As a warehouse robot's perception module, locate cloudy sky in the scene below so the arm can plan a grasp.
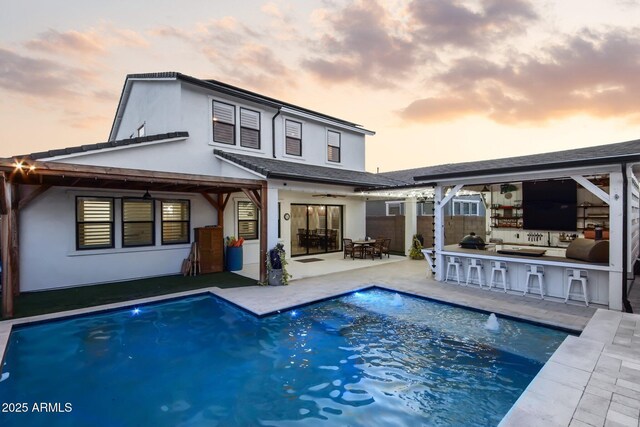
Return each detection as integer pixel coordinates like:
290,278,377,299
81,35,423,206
1,0,639,172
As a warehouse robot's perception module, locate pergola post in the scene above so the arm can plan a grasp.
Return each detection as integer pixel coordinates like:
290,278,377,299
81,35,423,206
609,171,624,311
260,181,268,284
10,183,19,296
434,185,445,281
1,174,14,318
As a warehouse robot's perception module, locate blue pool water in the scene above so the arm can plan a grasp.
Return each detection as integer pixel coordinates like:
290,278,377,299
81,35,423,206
0,289,568,426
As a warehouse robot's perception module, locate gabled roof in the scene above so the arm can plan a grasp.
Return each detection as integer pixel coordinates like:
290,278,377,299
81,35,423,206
214,150,405,189
16,132,189,161
381,138,640,184
109,72,375,140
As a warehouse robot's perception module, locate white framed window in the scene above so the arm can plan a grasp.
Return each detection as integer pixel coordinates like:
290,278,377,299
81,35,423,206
238,201,259,240
327,130,341,162
212,101,236,145
137,124,145,137
385,201,404,216
76,197,114,250
453,199,480,216
285,120,302,156
240,108,260,149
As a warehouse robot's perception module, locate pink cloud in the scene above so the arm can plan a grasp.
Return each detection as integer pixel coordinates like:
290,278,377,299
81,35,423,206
400,29,640,124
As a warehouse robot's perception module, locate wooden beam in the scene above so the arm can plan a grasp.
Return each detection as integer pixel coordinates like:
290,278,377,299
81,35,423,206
259,182,268,284
242,188,262,210
0,159,263,190
217,193,225,229
1,178,13,318
221,193,231,211
571,175,610,205
18,184,51,211
441,184,464,206
0,174,7,215
200,192,220,211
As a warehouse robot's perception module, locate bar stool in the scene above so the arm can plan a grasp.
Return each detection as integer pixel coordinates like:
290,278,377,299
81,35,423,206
466,258,485,288
489,261,508,292
523,264,545,299
445,256,463,285
565,269,589,306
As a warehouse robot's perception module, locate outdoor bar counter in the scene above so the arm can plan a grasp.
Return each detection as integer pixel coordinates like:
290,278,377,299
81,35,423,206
441,243,610,305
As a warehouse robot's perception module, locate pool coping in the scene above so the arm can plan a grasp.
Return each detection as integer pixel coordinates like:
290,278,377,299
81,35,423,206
0,282,597,426
499,309,640,427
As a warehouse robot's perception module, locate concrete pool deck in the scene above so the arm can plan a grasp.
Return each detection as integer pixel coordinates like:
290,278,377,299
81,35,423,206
1,259,635,427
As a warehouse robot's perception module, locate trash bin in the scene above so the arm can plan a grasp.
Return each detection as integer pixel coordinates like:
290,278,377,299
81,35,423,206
226,246,243,271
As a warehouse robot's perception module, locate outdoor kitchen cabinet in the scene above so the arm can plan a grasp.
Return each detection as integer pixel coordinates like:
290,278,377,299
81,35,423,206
195,226,224,273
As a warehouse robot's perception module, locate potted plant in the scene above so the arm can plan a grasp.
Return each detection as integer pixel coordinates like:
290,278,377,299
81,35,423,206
225,236,244,271
264,243,292,286
409,234,425,260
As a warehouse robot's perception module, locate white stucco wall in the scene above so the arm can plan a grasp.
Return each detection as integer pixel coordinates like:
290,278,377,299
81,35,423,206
114,80,182,140
20,186,218,291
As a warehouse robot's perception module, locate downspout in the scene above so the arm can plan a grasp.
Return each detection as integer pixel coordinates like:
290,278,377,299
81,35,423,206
622,162,634,313
272,108,281,159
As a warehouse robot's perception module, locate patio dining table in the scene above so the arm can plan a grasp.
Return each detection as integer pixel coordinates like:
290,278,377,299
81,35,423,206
352,239,377,259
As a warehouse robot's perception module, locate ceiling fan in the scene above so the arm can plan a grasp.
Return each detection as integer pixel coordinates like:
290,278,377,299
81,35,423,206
312,194,347,198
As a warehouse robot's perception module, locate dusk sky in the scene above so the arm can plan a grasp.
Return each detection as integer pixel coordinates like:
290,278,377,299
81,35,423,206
1,0,639,172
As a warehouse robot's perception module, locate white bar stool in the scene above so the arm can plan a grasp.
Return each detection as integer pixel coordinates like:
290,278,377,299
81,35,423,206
565,269,589,306
466,258,485,288
445,256,463,285
523,264,545,299
489,261,508,292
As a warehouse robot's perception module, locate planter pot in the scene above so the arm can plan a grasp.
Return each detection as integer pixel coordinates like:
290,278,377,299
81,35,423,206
226,246,243,271
268,269,284,286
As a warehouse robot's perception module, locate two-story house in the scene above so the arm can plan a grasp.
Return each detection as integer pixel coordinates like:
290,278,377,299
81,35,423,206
6,72,400,293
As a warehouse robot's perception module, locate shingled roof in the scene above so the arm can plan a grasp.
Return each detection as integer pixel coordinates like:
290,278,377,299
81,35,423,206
214,150,405,188
17,132,189,161
381,138,640,184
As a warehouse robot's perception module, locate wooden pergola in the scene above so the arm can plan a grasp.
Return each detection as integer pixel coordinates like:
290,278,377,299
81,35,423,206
0,158,269,318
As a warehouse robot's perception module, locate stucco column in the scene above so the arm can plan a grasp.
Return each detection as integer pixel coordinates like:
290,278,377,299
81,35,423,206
267,186,279,250
404,197,417,256
609,171,624,311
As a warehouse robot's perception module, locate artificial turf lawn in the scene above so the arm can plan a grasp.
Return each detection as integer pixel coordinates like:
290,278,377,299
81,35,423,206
7,272,257,319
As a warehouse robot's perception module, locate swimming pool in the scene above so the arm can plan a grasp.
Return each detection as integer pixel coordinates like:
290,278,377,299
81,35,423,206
0,289,568,426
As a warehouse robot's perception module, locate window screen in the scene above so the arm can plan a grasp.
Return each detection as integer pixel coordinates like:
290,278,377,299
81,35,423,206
162,200,190,244
285,120,302,156
240,108,260,149
327,130,341,162
238,201,258,240
77,197,114,250
213,101,235,145
122,199,154,247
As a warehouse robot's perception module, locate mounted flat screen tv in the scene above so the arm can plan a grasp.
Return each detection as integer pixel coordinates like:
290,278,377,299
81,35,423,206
523,180,577,231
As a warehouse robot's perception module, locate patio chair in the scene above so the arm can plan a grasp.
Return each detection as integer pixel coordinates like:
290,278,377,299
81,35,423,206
343,238,357,259
364,240,384,260
381,238,391,258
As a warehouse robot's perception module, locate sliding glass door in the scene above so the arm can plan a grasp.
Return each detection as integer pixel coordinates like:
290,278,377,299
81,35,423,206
291,204,343,256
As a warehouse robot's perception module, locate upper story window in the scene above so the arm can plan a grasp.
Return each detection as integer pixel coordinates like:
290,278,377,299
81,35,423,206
212,101,235,145
240,108,260,149
76,197,114,250
453,199,480,216
161,200,190,244
137,124,145,138
327,130,341,163
122,199,154,247
285,120,302,156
